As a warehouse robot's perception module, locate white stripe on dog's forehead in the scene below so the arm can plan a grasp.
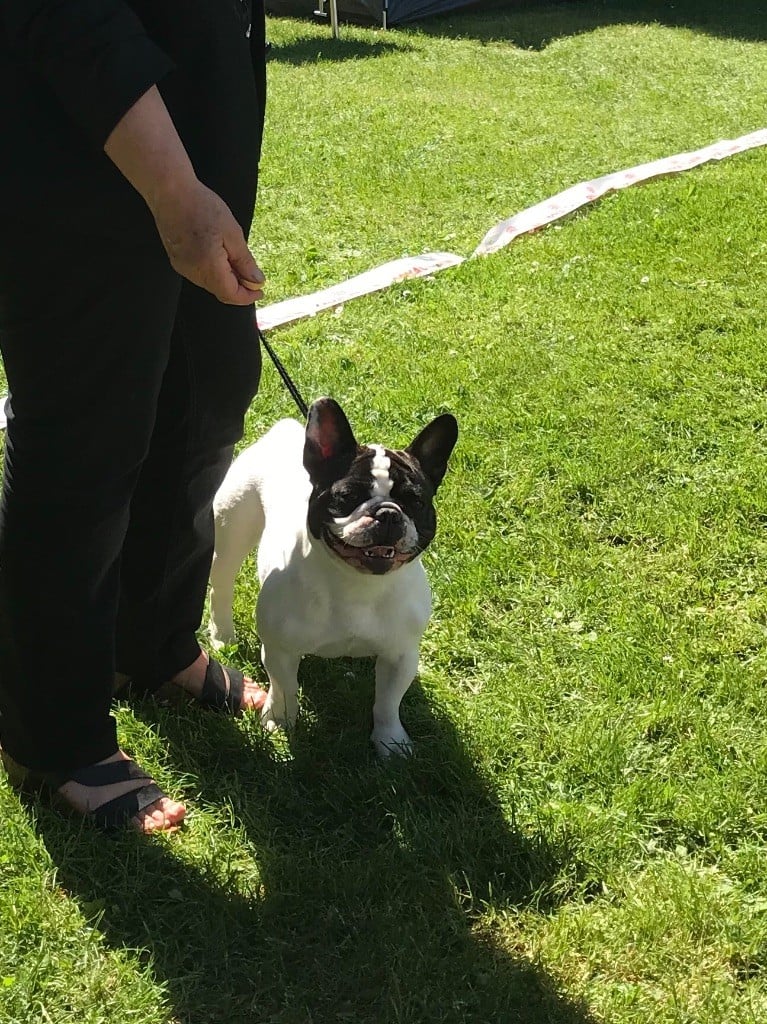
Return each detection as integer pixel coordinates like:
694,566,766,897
368,444,393,498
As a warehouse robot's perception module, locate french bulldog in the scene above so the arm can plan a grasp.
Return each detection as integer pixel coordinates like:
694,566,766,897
209,397,458,755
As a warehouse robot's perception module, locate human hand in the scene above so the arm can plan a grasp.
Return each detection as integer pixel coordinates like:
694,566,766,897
104,86,265,305
150,178,265,304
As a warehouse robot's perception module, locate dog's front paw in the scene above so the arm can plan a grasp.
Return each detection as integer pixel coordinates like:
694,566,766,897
260,706,284,734
260,692,298,734
208,621,235,652
371,722,413,758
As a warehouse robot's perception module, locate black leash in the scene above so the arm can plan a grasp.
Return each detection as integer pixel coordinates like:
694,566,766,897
255,315,309,420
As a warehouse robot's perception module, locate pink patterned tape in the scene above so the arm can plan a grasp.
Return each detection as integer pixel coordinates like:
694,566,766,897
0,130,764,430
256,251,465,331
473,128,767,256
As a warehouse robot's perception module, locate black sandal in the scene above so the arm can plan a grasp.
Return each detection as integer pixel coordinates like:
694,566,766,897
116,657,264,715
2,752,172,831
197,657,248,714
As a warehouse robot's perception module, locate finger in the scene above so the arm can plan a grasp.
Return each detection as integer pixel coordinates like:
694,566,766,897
222,263,265,304
229,245,264,284
235,266,266,293
205,246,263,305
237,278,264,302
229,282,265,305
225,226,265,290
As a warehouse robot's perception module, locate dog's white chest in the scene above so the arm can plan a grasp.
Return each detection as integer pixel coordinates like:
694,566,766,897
311,631,381,659
258,551,430,660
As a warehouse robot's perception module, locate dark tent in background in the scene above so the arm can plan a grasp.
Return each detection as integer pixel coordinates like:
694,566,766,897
265,0,480,28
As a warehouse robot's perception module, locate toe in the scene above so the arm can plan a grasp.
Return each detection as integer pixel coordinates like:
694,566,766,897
242,678,268,712
134,796,186,833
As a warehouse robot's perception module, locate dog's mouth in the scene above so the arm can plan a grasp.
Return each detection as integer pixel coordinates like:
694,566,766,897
323,530,414,575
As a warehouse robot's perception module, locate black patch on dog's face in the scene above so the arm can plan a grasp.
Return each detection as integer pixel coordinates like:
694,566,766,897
385,449,438,548
306,444,374,540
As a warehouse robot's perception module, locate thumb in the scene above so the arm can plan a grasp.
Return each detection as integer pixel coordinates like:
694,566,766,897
226,231,265,290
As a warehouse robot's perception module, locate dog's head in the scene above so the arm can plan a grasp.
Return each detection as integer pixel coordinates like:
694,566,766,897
303,398,458,575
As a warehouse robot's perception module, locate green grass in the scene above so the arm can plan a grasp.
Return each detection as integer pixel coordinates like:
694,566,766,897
4,2,767,1021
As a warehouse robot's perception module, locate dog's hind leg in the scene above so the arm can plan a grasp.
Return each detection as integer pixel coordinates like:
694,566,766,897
209,488,266,648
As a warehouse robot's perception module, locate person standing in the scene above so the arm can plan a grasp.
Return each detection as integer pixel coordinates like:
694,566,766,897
0,0,269,831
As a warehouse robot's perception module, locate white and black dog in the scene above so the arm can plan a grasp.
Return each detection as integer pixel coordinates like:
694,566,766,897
209,397,458,755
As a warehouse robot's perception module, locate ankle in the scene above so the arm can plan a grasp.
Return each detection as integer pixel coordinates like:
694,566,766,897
170,650,209,696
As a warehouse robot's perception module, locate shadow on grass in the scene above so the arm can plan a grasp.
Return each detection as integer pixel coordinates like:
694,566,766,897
325,0,767,48
30,665,596,1023
580,0,767,45
268,31,410,64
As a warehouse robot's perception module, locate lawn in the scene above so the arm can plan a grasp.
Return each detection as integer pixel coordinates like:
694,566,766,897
3,2,767,1022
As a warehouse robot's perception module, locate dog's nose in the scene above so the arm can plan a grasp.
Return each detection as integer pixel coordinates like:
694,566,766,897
374,505,404,543
376,505,402,522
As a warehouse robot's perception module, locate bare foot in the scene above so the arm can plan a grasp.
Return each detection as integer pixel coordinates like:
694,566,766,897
170,650,267,712
57,750,186,833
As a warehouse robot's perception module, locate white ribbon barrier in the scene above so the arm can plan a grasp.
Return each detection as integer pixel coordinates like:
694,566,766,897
255,128,767,332
1,128,765,430
257,251,465,331
473,128,767,256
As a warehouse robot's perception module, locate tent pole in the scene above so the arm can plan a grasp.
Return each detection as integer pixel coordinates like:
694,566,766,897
382,0,388,29
313,0,339,39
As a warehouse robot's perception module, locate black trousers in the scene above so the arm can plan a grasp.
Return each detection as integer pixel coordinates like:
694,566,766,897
0,0,267,774
0,209,261,773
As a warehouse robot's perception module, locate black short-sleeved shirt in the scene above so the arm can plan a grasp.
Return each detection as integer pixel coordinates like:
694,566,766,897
0,0,266,228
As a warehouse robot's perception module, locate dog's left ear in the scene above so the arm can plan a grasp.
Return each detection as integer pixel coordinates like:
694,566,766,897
406,413,459,491
304,397,358,486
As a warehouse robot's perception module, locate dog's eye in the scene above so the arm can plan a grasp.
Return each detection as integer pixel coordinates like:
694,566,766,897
329,498,355,516
329,483,366,516
397,488,425,511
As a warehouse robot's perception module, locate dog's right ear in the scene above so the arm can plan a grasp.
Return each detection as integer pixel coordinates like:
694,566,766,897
304,397,358,486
